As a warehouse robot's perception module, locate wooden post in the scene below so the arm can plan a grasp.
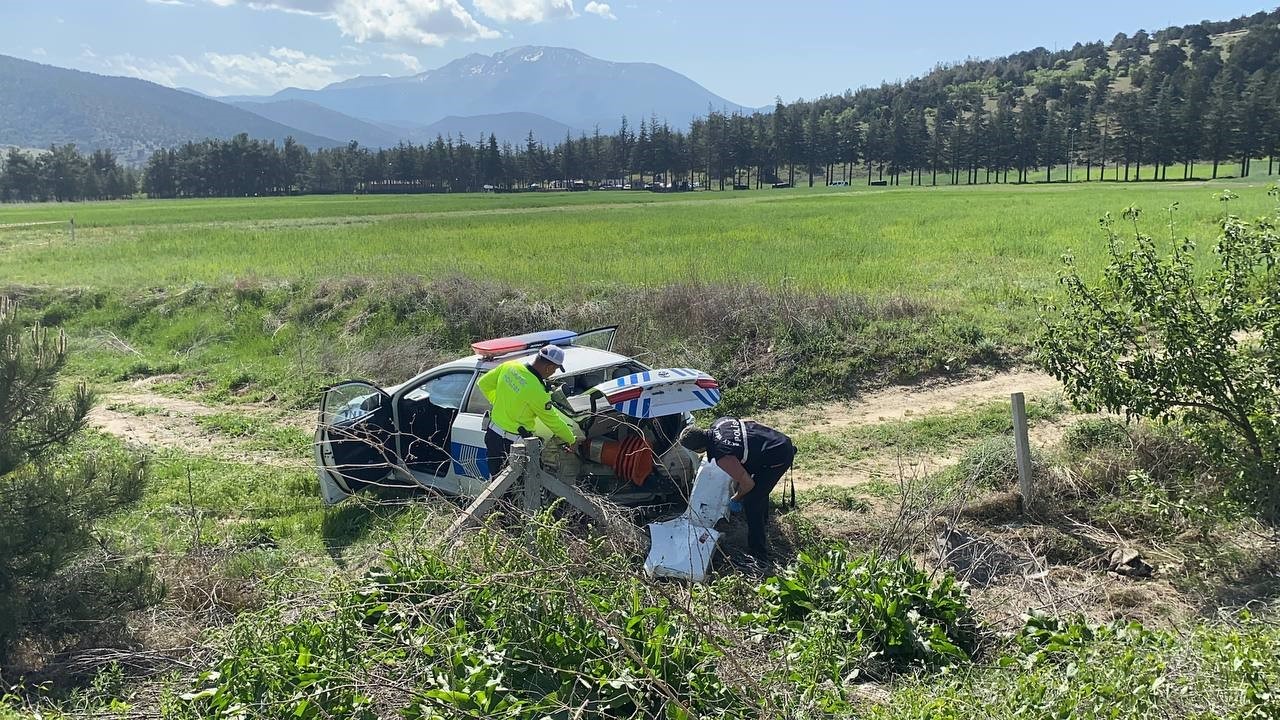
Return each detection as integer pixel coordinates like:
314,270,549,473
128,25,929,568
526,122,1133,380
69,217,75,243
1011,392,1034,510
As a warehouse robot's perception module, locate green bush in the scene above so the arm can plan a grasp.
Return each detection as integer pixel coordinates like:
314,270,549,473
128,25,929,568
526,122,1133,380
0,299,156,667
1039,195,1280,516
171,517,751,720
742,547,977,689
941,436,1044,492
1062,417,1131,452
870,612,1280,720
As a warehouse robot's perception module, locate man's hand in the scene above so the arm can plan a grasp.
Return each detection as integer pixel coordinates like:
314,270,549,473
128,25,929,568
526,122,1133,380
731,473,755,502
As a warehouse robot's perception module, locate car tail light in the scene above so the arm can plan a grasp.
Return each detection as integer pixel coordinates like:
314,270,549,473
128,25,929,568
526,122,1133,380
608,387,644,404
695,378,719,390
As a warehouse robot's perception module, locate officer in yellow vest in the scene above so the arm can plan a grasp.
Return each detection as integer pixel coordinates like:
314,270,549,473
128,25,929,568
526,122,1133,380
476,344,582,477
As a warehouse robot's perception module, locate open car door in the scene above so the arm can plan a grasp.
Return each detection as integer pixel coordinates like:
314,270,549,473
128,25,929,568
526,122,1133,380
588,368,721,418
573,326,618,352
315,381,398,504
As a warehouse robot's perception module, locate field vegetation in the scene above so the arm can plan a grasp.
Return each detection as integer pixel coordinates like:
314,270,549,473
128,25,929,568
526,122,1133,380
1,180,1278,718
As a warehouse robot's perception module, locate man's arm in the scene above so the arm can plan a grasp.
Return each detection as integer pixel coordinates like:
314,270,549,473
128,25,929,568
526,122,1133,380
716,455,755,500
528,388,580,445
477,366,499,403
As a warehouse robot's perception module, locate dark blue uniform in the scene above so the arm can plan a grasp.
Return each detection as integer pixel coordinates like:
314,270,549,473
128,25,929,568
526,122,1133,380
706,417,795,560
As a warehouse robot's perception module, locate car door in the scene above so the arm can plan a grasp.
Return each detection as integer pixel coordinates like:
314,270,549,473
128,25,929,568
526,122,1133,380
574,326,618,352
393,369,476,480
450,366,495,495
315,381,398,503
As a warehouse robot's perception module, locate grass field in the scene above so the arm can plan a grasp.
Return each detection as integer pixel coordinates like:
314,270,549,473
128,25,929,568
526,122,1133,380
3,180,1275,301
5,178,1280,719
3,178,1275,411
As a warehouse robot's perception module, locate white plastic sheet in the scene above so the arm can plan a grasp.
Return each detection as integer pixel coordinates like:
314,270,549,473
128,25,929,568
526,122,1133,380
643,518,721,583
643,460,734,583
686,459,733,528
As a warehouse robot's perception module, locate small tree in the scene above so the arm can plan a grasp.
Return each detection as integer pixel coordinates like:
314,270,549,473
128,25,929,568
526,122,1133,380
1038,188,1280,513
0,299,155,667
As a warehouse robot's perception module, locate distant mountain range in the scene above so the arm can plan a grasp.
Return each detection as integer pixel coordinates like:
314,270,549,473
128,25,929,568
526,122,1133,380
0,54,338,163
0,47,750,162
225,46,753,132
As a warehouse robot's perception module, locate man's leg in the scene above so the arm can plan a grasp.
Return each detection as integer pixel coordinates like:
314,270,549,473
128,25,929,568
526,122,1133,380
741,446,795,561
742,471,783,560
484,429,512,479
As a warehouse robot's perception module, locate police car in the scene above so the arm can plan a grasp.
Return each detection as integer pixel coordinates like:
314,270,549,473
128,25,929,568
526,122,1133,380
314,327,723,506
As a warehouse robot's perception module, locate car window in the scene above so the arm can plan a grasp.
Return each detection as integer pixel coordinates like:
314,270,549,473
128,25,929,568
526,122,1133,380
404,371,474,410
464,381,492,414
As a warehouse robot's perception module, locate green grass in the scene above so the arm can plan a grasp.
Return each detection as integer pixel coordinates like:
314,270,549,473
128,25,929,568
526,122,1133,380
193,412,312,454
3,182,1274,304
792,393,1067,476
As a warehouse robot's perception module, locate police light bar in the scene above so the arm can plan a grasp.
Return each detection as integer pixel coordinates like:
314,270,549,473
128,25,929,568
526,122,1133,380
471,329,577,359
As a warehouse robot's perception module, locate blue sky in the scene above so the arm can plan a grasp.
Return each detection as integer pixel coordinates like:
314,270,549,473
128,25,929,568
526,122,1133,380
2,1,1274,105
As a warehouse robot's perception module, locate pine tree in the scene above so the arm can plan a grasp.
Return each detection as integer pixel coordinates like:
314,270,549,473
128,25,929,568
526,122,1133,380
0,300,155,664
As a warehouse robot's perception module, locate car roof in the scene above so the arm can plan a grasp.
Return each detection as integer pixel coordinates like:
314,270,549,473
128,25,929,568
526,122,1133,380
383,345,641,396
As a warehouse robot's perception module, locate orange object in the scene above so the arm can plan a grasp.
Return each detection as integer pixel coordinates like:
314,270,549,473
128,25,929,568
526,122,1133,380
580,436,654,485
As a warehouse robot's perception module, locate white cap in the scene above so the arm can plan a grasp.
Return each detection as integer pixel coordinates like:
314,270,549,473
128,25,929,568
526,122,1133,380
537,344,566,369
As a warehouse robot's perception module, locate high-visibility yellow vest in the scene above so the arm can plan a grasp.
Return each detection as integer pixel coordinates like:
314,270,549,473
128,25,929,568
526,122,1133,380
476,360,578,444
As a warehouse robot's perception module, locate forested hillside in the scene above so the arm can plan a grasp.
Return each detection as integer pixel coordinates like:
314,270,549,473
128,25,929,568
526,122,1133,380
0,55,338,165
2,9,1277,200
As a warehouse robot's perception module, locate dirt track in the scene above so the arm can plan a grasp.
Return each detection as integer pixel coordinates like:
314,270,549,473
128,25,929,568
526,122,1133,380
89,385,312,469
89,370,1066,487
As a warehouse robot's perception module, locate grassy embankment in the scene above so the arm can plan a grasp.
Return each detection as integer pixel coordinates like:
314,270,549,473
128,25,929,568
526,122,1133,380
2,180,1278,718
1,179,1272,412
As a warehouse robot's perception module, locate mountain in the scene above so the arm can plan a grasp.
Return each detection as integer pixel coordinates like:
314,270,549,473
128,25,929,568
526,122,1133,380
236,46,751,132
230,99,402,148
413,112,579,146
0,54,339,164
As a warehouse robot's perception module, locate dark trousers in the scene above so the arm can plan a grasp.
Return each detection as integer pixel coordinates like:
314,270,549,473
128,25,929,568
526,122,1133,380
485,428,513,479
742,444,796,560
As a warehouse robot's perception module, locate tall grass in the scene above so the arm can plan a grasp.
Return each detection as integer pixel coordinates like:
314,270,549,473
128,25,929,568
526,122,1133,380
2,183,1273,322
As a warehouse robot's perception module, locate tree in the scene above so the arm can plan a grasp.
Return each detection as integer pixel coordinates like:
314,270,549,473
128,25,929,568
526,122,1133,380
1039,190,1280,515
1203,69,1240,178
0,300,156,664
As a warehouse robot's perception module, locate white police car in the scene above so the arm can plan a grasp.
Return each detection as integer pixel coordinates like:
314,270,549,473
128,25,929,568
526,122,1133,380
315,327,723,507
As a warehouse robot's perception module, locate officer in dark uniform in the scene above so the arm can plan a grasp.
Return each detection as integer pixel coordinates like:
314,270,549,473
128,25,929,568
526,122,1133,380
679,418,796,561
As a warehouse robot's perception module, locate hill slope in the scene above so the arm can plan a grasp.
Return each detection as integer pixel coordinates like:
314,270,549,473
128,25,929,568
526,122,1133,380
238,46,751,131
230,99,402,148
0,55,338,163
412,112,579,145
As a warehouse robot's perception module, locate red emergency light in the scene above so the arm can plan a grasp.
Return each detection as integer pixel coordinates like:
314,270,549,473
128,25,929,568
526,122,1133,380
471,329,577,359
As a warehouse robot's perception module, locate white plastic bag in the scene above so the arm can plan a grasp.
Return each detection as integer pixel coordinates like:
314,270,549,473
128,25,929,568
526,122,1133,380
686,459,733,528
643,517,721,583
643,459,734,582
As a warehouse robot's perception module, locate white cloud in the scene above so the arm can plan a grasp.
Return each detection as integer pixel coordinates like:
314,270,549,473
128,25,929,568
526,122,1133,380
583,0,613,19
31,47,47,56
93,46,359,95
473,0,574,23
145,0,189,6
381,52,423,73
205,0,498,45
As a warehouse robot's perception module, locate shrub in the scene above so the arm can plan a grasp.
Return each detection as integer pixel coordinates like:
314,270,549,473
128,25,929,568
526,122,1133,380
1062,418,1131,452
0,299,156,667
742,547,977,687
1039,192,1280,516
943,436,1045,492
171,516,751,720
